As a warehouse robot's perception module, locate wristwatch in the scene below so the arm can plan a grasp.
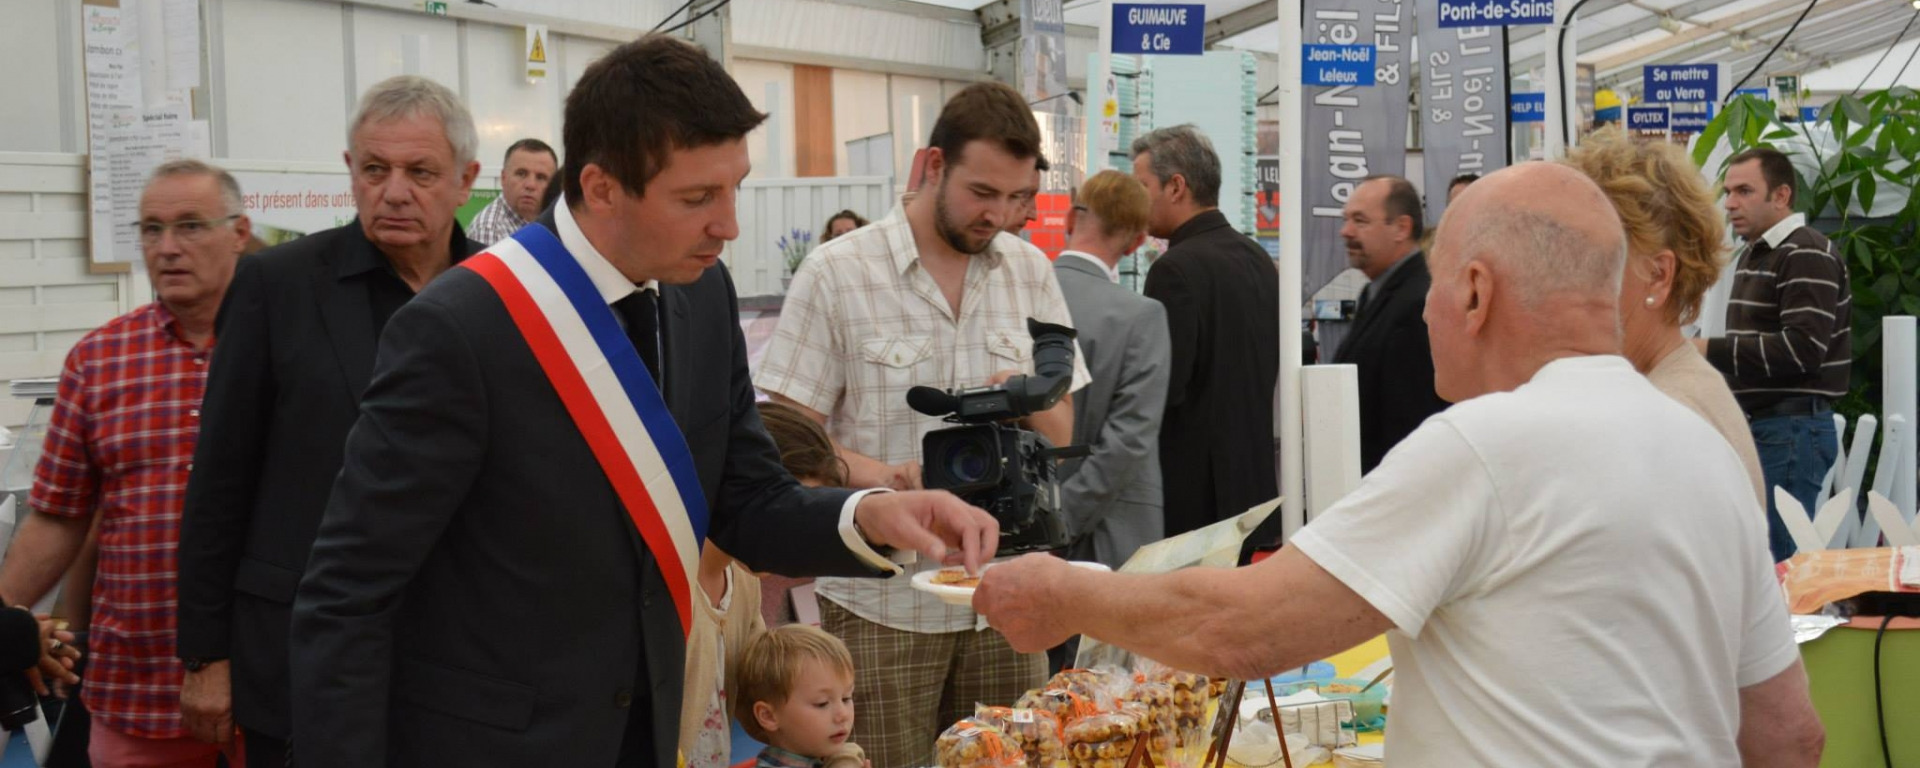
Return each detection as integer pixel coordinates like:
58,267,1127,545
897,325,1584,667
182,657,225,672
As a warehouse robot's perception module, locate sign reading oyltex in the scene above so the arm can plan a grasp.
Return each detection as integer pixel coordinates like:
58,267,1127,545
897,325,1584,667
1643,64,1718,104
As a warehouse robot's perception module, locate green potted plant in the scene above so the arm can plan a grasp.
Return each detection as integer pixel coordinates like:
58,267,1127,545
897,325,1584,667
1692,88,1920,419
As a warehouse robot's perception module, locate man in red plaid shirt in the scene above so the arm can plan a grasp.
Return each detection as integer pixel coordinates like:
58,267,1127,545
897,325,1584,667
0,160,249,768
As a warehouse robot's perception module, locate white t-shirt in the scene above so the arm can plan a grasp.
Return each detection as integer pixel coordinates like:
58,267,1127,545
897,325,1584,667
1292,355,1797,767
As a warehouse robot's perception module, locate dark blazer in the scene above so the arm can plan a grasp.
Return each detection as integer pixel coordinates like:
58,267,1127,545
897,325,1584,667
1143,210,1280,537
1332,251,1448,473
175,221,481,738
288,216,883,767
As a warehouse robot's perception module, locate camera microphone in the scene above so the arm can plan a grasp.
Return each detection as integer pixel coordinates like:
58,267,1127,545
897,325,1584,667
906,386,960,418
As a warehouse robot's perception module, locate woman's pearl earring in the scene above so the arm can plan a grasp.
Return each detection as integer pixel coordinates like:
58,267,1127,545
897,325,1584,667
1644,295,1657,308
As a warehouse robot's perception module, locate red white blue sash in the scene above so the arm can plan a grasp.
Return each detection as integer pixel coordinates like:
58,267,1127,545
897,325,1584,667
462,224,710,636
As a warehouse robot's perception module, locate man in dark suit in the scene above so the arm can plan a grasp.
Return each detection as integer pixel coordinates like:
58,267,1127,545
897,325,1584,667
174,75,484,766
1132,125,1280,537
1332,175,1448,473
288,36,995,767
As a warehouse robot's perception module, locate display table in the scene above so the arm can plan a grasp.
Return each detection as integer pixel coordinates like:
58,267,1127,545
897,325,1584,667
1801,616,1920,767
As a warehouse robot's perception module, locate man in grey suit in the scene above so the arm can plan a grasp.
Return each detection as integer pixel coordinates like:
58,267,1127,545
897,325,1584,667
1054,170,1171,569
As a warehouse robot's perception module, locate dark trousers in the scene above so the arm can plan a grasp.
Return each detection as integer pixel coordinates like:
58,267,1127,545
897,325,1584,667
244,727,290,768
1752,411,1838,561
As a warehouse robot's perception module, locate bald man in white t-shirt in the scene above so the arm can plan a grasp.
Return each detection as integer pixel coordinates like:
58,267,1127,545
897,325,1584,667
975,162,1824,767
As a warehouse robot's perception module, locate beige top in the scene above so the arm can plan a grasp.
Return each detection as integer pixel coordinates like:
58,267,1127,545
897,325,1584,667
1647,343,1768,507
679,563,766,768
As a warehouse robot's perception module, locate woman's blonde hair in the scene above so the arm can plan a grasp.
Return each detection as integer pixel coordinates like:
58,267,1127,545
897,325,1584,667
1561,126,1727,325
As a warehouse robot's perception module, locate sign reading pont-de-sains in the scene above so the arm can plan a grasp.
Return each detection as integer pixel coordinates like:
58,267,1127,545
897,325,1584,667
1436,0,1554,28
1112,4,1205,55
1643,64,1719,104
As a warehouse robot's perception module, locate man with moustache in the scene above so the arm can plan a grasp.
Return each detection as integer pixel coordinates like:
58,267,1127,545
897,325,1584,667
758,82,1089,767
175,75,484,766
1333,175,1447,473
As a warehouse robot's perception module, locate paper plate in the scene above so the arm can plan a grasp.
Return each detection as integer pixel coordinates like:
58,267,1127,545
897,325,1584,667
909,561,1112,606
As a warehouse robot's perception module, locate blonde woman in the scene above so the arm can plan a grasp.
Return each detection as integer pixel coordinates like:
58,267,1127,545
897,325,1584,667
1563,127,1765,505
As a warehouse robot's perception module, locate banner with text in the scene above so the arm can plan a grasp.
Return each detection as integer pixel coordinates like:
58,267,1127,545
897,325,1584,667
1643,63,1718,104
1022,0,1069,108
1420,19,1508,227
1509,91,1544,122
1627,106,1669,132
1303,0,1411,301
1303,44,1376,86
1112,4,1205,55
1436,0,1553,27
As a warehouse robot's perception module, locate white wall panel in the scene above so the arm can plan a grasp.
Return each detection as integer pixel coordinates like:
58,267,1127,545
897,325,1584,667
464,22,561,168
724,176,895,298
733,59,798,180
351,4,461,97
831,69,890,176
0,154,129,428
891,75,943,188
223,0,350,163
732,0,985,74
562,34,614,94
0,0,73,154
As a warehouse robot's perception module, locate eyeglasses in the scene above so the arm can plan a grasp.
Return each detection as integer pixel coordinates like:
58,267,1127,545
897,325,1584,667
135,216,239,245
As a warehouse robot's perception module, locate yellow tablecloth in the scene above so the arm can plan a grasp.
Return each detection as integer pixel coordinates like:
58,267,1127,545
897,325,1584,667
1321,636,1389,749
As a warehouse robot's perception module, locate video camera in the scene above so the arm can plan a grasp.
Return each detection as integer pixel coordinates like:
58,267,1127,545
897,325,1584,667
907,318,1085,556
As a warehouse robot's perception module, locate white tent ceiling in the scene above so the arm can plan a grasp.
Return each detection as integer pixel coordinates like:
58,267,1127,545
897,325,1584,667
908,0,1920,99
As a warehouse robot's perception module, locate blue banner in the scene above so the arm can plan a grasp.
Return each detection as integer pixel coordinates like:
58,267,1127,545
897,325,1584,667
1671,110,1710,132
1643,64,1718,104
1734,87,1770,101
1436,0,1554,28
1112,4,1205,54
1628,106,1670,131
1302,44,1376,86
1510,92,1545,122
1801,106,1823,122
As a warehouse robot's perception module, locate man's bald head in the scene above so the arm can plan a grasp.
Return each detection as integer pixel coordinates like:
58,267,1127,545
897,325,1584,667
1434,162,1628,308
1424,162,1630,403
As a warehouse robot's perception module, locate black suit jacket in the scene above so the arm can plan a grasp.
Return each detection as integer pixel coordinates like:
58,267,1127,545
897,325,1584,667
1143,210,1280,537
288,217,883,767
175,221,481,737
1331,252,1448,473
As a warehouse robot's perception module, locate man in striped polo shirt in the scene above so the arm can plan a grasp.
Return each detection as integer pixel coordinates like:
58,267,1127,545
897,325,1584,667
1697,147,1851,562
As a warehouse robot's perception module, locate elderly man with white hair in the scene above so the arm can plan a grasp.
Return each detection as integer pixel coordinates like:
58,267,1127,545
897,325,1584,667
976,162,1824,767
176,75,483,765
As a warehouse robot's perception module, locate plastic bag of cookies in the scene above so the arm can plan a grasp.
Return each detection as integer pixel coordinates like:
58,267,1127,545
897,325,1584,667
936,718,1028,768
1064,711,1142,768
1015,687,1100,727
973,705,1066,768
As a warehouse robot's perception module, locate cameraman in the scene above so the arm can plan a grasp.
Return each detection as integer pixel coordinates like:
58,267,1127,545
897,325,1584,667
758,82,1089,768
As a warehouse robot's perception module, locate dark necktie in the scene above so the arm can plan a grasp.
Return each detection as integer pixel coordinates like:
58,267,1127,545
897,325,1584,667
613,290,662,389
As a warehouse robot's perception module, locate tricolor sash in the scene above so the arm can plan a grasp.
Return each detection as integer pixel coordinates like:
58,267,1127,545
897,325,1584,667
462,224,710,637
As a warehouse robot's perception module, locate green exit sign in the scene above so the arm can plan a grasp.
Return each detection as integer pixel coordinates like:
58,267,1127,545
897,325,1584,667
425,1,448,15
1773,75,1799,94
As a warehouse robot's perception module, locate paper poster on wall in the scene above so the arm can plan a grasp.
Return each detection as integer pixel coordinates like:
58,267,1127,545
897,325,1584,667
1302,0,1411,302
525,25,548,81
228,171,356,248
1419,17,1507,227
84,0,205,268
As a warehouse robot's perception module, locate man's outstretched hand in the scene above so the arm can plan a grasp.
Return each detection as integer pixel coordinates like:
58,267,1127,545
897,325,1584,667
852,490,999,574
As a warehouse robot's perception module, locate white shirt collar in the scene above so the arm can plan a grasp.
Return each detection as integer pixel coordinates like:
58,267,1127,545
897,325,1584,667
554,194,660,304
1059,249,1120,283
1756,212,1808,250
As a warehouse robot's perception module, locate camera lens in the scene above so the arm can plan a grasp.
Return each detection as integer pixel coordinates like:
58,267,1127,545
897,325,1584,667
942,438,994,485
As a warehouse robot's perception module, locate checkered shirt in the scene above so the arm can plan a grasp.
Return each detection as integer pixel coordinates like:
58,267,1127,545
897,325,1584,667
468,194,531,247
755,205,1089,634
30,302,212,739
